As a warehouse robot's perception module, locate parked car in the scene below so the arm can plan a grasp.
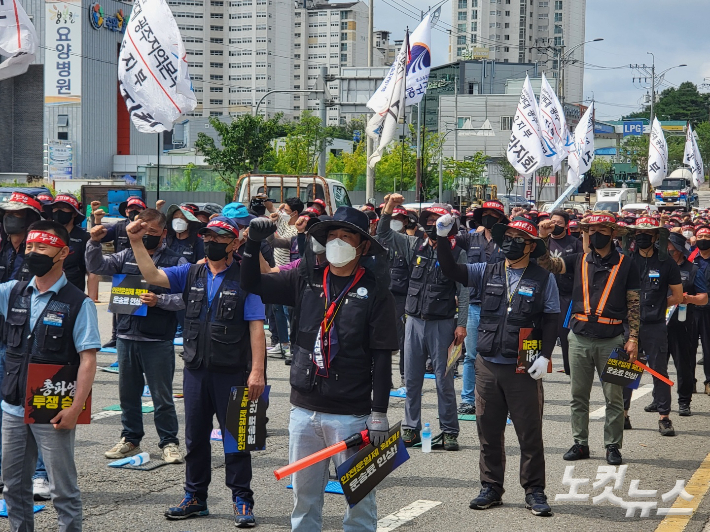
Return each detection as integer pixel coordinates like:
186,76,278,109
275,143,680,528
498,194,535,213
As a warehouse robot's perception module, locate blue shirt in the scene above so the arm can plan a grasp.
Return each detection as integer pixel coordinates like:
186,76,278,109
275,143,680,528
466,262,560,364
0,274,101,417
164,262,265,321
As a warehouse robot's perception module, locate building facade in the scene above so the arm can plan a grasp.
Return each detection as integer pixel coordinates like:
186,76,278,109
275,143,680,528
448,0,585,104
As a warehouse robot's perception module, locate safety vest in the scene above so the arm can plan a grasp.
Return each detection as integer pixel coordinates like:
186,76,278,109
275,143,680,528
573,253,625,326
464,231,505,304
2,281,86,406
388,249,409,296
113,219,130,253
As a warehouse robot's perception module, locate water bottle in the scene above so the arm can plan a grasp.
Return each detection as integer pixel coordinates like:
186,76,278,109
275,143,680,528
129,452,151,466
678,304,687,322
421,423,432,453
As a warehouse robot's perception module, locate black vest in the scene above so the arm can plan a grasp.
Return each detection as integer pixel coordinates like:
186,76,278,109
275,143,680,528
168,234,199,264
388,249,409,295
1,281,86,405
289,265,379,415
477,261,549,358
547,234,582,297
405,238,463,320
464,231,505,304
0,240,31,284
673,260,698,323
113,219,130,253
182,262,251,373
115,248,183,340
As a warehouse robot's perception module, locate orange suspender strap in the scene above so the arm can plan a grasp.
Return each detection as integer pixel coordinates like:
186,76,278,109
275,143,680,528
577,253,625,324
581,254,591,316
595,254,624,317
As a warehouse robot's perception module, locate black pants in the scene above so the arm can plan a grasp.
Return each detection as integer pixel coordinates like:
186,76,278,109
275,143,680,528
394,293,406,377
474,356,545,496
693,309,710,384
558,295,573,375
183,366,253,505
625,323,670,414
668,316,695,406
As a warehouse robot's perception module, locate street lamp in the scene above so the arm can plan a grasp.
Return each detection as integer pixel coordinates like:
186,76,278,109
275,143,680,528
645,52,686,123
557,38,604,103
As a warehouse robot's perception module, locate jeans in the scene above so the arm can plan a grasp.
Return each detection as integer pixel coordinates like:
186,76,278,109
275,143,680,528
273,305,290,345
0,343,4,468
288,407,377,532
117,339,179,448
183,366,253,504
2,411,82,532
461,304,481,405
32,454,48,481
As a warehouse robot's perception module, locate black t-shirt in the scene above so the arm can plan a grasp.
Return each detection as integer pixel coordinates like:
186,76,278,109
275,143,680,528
631,250,682,323
548,234,584,297
64,225,89,291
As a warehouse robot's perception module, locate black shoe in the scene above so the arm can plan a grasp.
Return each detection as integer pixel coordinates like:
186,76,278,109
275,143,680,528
624,416,632,430
605,444,622,465
469,485,503,510
284,357,292,366
525,489,552,517
644,401,658,413
443,433,459,451
165,492,209,520
563,443,590,461
678,403,691,417
102,339,117,349
659,418,676,436
402,429,420,447
457,402,476,415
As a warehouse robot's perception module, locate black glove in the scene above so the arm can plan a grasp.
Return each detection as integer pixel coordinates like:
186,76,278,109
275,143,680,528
248,218,277,241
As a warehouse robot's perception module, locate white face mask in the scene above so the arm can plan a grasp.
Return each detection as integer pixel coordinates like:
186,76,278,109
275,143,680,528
311,237,326,254
683,231,694,239
390,220,404,232
325,238,357,267
279,210,292,222
172,218,188,233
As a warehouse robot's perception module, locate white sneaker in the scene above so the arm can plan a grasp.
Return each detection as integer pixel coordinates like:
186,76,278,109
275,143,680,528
267,344,283,354
161,443,184,464
33,478,50,501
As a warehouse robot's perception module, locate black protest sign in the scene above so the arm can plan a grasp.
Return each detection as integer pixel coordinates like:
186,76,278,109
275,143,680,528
108,274,148,316
601,349,644,388
336,422,409,507
225,386,270,453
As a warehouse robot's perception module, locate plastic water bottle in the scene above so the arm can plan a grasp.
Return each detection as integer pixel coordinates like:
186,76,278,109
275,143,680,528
129,452,150,466
421,423,432,453
678,304,687,322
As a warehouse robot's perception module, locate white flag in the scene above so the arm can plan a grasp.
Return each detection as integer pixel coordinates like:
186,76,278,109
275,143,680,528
684,124,704,188
118,0,196,133
537,73,569,173
506,75,545,177
405,14,432,105
0,0,37,81
648,118,668,187
366,39,407,167
567,103,595,187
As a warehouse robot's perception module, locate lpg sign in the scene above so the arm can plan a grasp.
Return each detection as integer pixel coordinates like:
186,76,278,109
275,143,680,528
623,121,644,137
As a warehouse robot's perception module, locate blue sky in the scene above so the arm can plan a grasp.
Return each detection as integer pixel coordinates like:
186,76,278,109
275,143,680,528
371,0,710,121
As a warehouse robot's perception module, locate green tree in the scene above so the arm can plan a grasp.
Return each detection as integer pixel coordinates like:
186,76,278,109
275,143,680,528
173,162,200,192
619,135,650,174
496,156,518,196
623,82,710,125
273,111,335,174
535,166,553,203
375,141,416,192
193,114,282,190
444,153,488,199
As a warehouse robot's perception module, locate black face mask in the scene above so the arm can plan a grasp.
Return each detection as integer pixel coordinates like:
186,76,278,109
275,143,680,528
634,233,654,250
590,232,612,250
127,210,141,221
697,240,710,251
52,210,74,225
25,251,60,278
570,231,582,240
425,225,438,240
204,240,230,261
481,214,499,230
501,236,527,261
467,220,476,230
142,234,162,250
552,224,566,236
3,215,25,235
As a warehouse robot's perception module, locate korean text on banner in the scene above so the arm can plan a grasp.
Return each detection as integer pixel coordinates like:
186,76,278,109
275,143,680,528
0,0,38,81
648,118,668,187
404,14,432,106
684,124,704,189
44,0,81,105
118,0,197,133
506,75,545,177
538,73,570,173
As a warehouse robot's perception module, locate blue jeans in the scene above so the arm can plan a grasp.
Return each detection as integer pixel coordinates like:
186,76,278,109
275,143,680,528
461,304,481,405
117,338,179,448
288,407,377,532
0,343,4,467
273,305,290,345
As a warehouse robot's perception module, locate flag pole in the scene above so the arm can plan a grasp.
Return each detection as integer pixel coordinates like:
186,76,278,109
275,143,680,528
156,132,161,201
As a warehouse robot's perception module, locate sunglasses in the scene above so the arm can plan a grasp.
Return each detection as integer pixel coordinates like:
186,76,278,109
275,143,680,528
503,235,532,245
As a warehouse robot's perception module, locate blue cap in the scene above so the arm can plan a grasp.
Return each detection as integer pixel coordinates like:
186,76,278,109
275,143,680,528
222,202,255,226
197,216,240,237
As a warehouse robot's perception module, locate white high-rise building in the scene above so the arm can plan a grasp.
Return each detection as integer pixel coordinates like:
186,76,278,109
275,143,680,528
170,0,381,122
448,0,585,104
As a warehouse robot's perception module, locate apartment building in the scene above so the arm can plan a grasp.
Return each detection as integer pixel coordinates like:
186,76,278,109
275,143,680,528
448,0,585,104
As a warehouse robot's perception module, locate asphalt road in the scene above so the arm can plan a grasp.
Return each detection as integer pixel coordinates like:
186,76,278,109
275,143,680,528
5,192,710,532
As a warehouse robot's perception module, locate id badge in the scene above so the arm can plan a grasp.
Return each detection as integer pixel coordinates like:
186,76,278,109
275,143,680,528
518,287,534,297
649,270,660,279
43,311,64,326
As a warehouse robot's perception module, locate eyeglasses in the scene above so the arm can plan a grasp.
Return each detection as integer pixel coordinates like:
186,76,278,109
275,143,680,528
503,235,531,245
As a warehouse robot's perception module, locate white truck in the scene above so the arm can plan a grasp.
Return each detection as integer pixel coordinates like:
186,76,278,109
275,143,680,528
653,168,699,212
593,187,638,214
234,174,352,214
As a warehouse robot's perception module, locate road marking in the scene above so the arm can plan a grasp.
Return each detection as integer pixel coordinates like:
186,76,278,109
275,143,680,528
91,401,154,421
655,451,710,532
376,500,441,532
590,383,653,420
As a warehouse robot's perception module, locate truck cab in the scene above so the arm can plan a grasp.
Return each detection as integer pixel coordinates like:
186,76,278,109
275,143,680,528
654,169,698,212
593,187,638,215
234,174,351,214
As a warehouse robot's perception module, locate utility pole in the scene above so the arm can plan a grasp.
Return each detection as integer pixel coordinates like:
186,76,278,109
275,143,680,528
319,66,328,177
365,0,375,203
648,52,655,124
